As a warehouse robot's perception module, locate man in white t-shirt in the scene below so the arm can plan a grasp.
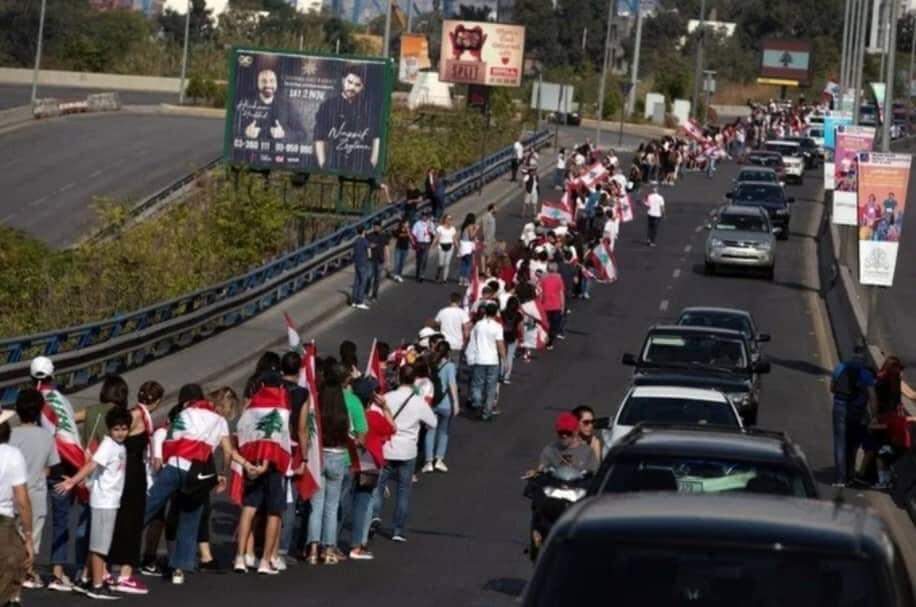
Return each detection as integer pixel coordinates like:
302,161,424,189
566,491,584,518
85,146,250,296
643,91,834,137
511,139,524,182
435,293,471,364
0,409,33,607
645,185,665,247
466,302,506,420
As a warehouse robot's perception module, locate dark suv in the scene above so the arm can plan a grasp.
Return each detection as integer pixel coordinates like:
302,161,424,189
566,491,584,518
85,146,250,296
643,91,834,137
726,181,794,240
622,325,770,425
522,493,915,606
590,424,818,498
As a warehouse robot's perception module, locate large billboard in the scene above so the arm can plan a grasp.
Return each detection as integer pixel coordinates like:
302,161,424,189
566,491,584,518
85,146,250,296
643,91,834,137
224,48,394,180
530,81,575,114
858,152,912,286
439,20,525,87
832,125,875,226
758,39,812,86
399,33,431,84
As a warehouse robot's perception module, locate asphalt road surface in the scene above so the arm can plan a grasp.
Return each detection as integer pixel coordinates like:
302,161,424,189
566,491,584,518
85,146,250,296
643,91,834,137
25,158,837,606
0,84,177,110
0,113,222,246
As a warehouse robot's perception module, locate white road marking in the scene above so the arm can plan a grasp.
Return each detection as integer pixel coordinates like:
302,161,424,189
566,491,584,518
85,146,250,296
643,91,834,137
89,169,104,178
58,182,75,193
684,244,693,253
672,269,681,279
695,225,703,233
28,196,48,207
659,299,669,312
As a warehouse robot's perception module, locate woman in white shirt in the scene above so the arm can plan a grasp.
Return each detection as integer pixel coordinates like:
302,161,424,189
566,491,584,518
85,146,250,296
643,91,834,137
432,214,459,284
554,148,567,190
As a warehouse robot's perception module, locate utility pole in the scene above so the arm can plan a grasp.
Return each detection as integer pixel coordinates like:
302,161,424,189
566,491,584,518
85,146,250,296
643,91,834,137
909,13,915,113
839,0,853,108
881,0,899,152
627,0,644,117
852,0,869,124
383,0,393,57
407,0,413,33
178,0,191,105
690,0,707,120
30,0,47,104
596,0,616,148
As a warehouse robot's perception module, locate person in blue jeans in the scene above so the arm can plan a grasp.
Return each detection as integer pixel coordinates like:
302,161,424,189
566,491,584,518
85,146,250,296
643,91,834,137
422,342,459,473
351,225,371,309
467,302,506,420
391,220,411,282
830,349,877,487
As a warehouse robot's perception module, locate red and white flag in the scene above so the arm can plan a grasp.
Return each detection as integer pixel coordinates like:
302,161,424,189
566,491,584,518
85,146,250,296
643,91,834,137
683,118,705,141
538,199,575,228
576,162,610,189
616,193,634,223
37,385,86,471
295,342,323,501
463,254,481,310
520,300,549,350
284,312,301,352
161,400,225,463
587,239,619,283
365,338,387,393
230,386,292,505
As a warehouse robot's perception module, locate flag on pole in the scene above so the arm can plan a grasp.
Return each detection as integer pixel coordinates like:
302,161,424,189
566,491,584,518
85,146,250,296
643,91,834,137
295,342,323,501
587,239,619,283
284,312,301,353
682,118,705,141
230,386,292,506
365,338,387,393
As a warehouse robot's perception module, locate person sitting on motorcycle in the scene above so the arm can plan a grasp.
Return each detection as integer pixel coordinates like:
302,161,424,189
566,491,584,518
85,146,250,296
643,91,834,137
572,405,602,463
537,412,600,474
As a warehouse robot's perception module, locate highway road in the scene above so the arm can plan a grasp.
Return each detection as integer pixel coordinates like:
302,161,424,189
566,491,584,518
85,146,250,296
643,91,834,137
0,84,177,110
0,112,222,246
24,155,842,606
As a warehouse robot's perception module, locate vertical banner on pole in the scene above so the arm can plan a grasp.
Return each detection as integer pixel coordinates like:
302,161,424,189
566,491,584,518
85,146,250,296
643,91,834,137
858,152,912,286
832,125,875,224
824,111,853,151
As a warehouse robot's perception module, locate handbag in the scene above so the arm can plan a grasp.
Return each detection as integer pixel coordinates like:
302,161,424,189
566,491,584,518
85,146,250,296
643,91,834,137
357,469,380,489
180,456,219,503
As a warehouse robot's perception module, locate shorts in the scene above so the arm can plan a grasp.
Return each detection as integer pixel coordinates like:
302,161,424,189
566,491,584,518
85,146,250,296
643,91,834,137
0,518,26,604
243,468,286,515
89,508,118,556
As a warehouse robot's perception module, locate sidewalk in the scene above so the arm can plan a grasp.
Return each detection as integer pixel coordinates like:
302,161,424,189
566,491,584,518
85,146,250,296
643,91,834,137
64,131,578,409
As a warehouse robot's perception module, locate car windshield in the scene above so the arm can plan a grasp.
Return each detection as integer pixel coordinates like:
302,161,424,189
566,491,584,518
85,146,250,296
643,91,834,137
618,396,740,428
737,171,776,183
530,540,884,606
808,128,824,138
749,155,782,168
642,333,748,369
678,311,753,338
734,184,784,204
714,213,768,233
602,454,810,497
765,143,800,157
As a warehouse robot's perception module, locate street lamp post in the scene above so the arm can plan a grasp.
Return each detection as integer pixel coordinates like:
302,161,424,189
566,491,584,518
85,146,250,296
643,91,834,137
595,0,616,148
881,0,899,152
383,0,393,58
839,0,852,106
690,0,707,119
30,0,47,104
852,0,869,124
178,0,191,105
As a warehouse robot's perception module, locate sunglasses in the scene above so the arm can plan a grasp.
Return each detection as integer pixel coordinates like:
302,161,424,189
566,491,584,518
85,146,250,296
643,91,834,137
557,431,574,438
581,419,594,426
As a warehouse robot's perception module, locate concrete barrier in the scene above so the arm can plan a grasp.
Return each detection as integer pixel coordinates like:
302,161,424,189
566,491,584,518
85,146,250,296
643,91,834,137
87,92,121,112
0,67,183,93
32,98,62,119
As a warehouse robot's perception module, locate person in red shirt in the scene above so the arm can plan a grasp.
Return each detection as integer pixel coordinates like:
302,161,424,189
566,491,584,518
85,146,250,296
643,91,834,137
538,262,566,350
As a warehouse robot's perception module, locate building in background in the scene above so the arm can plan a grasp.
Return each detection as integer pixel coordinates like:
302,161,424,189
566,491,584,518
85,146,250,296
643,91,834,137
285,0,324,12
89,0,165,17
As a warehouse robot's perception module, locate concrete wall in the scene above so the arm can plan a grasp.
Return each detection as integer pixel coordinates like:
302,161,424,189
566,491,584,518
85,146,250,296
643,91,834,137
0,68,183,93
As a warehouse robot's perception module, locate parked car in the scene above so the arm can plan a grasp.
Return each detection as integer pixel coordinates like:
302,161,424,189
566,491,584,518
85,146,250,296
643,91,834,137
805,125,826,156
783,135,821,168
705,205,776,279
726,181,794,239
676,306,770,361
522,493,914,605
764,140,805,183
622,324,770,425
589,424,818,498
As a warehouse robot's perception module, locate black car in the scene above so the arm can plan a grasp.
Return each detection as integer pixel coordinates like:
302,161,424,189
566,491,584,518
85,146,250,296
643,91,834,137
622,325,770,425
522,493,915,606
726,181,794,240
588,424,818,498
744,151,785,180
676,306,770,361
733,166,781,188
784,135,821,168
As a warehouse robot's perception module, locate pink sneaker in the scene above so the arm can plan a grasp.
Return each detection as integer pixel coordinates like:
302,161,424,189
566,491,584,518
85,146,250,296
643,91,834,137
112,576,149,595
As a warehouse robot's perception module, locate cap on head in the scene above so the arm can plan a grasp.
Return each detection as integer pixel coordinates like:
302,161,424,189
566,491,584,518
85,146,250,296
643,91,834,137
555,412,579,434
30,356,54,380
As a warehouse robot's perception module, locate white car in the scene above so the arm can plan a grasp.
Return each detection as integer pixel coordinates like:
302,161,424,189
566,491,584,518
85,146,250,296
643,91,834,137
765,140,805,184
606,386,743,447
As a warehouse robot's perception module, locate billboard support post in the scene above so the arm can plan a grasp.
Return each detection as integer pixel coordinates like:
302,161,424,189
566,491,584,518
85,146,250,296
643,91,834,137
690,0,706,120
30,0,47,104
179,0,191,105
627,0,643,117
555,84,564,149
383,0,393,58
881,0,898,153
596,0,616,148
536,73,543,128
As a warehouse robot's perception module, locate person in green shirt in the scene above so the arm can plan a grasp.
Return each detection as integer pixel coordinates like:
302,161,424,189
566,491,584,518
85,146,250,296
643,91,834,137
78,375,129,450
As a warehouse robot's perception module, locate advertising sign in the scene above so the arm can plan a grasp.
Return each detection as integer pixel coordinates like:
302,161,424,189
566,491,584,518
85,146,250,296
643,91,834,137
857,152,912,286
832,125,875,225
759,39,813,86
439,20,525,87
823,111,852,151
824,162,835,191
399,34,431,84
224,48,394,180
530,81,575,113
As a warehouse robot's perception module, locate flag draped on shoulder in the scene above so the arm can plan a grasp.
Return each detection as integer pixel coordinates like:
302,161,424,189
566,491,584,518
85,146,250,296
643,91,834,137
230,386,292,506
587,239,619,283
161,400,223,463
296,342,323,501
38,384,86,474
520,300,549,350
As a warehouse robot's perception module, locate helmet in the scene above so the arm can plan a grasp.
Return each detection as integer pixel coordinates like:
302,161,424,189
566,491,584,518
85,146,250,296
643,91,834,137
29,356,54,380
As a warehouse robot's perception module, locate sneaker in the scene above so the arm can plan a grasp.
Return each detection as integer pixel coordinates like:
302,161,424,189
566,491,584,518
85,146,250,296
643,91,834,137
139,562,161,577
491,408,504,417
421,462,434,473
270,557,287,572
233,556,247,574
111,576,148,595
71,578,91,596
86,585,120,600
171,570,184,585
434,459,449,473
244,554,257,569
556,334,566,340
48,575,75,592
501,378,511,384
22,574,45,590
355,303,370,310
349,548,374,560
391,533,407,543
257,560,279,575
198,559,222,573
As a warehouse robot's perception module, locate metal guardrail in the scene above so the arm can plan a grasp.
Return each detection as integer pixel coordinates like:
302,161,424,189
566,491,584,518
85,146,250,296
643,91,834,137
0,130,551,404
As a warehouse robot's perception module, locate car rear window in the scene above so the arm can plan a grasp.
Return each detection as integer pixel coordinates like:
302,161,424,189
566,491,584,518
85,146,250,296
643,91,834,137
715,213,768,233
530,541,885,606
643,334,748,369
618,396,739,428
601,454,810,497
678,312,753,338
734,184,784,204
738,170,777,183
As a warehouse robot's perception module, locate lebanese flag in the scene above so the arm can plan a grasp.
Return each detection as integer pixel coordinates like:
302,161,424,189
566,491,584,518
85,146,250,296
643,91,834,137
37,385,86,472
295,342,323,501
587,239,619,283
616,193,634,223
520,300,549,350
365,338,387,393
538,199,575,228
683,118,705,141
463,254,481,310
284,312,301,352
161,400,223,463
576,162,609,189
230,386,292,505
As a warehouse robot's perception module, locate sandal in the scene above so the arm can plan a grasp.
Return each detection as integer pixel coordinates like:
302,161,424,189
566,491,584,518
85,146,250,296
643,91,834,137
305,543,320,566
323,551,339,566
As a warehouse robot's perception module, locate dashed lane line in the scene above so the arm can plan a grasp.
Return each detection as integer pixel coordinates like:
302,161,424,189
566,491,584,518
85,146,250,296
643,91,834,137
684,244,692,253
659,299,669,312
672,268,681,279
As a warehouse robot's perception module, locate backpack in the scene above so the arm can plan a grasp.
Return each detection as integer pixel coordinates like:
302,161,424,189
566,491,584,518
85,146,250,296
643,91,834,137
831,363,861,401
431,363,449,406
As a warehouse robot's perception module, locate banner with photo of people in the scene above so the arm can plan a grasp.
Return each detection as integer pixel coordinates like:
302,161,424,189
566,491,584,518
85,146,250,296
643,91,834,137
438,20,525,87
399,34,431,84
823,111,852,151
832,125,875,225
224,48,394,179
857,152,912,286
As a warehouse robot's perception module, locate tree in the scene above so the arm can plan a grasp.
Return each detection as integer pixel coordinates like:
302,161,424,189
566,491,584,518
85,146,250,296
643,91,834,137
255,410,285,439
512,0,560,65
158,0,214,43
456,4,491,21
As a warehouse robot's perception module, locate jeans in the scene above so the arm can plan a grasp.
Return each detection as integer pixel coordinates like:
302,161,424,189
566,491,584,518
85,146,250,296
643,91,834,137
393,248,408,277
351,485,375,547
648,216,661,244
352,264,370,304
424,400,453,461
368,261,383,299
415,244,430,280
436,246,454,281
502,341,518,381
458,255,473,282
143,465,203,572
470,364,500,415
371,459,415,536
279,486,302,556
546,310,563,345
554,168,564,188
337,472,353,540
47,479,90,570
833,402,867,484
706,155,717,178
307,450,348,547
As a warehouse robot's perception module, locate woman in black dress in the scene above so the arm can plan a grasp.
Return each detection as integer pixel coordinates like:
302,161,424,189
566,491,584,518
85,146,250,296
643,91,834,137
108,381,164,594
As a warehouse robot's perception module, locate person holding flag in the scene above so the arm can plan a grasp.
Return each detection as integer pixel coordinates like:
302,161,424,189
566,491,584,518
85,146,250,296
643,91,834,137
587,238,619,284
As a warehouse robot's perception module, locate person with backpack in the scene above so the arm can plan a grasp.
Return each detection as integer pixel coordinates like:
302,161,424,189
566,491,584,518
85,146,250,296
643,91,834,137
422,342,459,474
830,347,877,487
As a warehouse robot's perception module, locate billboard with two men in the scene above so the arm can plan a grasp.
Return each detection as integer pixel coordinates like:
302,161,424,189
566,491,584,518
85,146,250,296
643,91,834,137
224,47,395,180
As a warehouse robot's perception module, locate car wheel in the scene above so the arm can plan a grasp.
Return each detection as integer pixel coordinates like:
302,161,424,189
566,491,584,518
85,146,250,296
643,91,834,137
704,260,716,275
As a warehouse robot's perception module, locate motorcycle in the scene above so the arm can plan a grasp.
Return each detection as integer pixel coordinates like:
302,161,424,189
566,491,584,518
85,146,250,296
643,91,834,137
523,464,592,562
